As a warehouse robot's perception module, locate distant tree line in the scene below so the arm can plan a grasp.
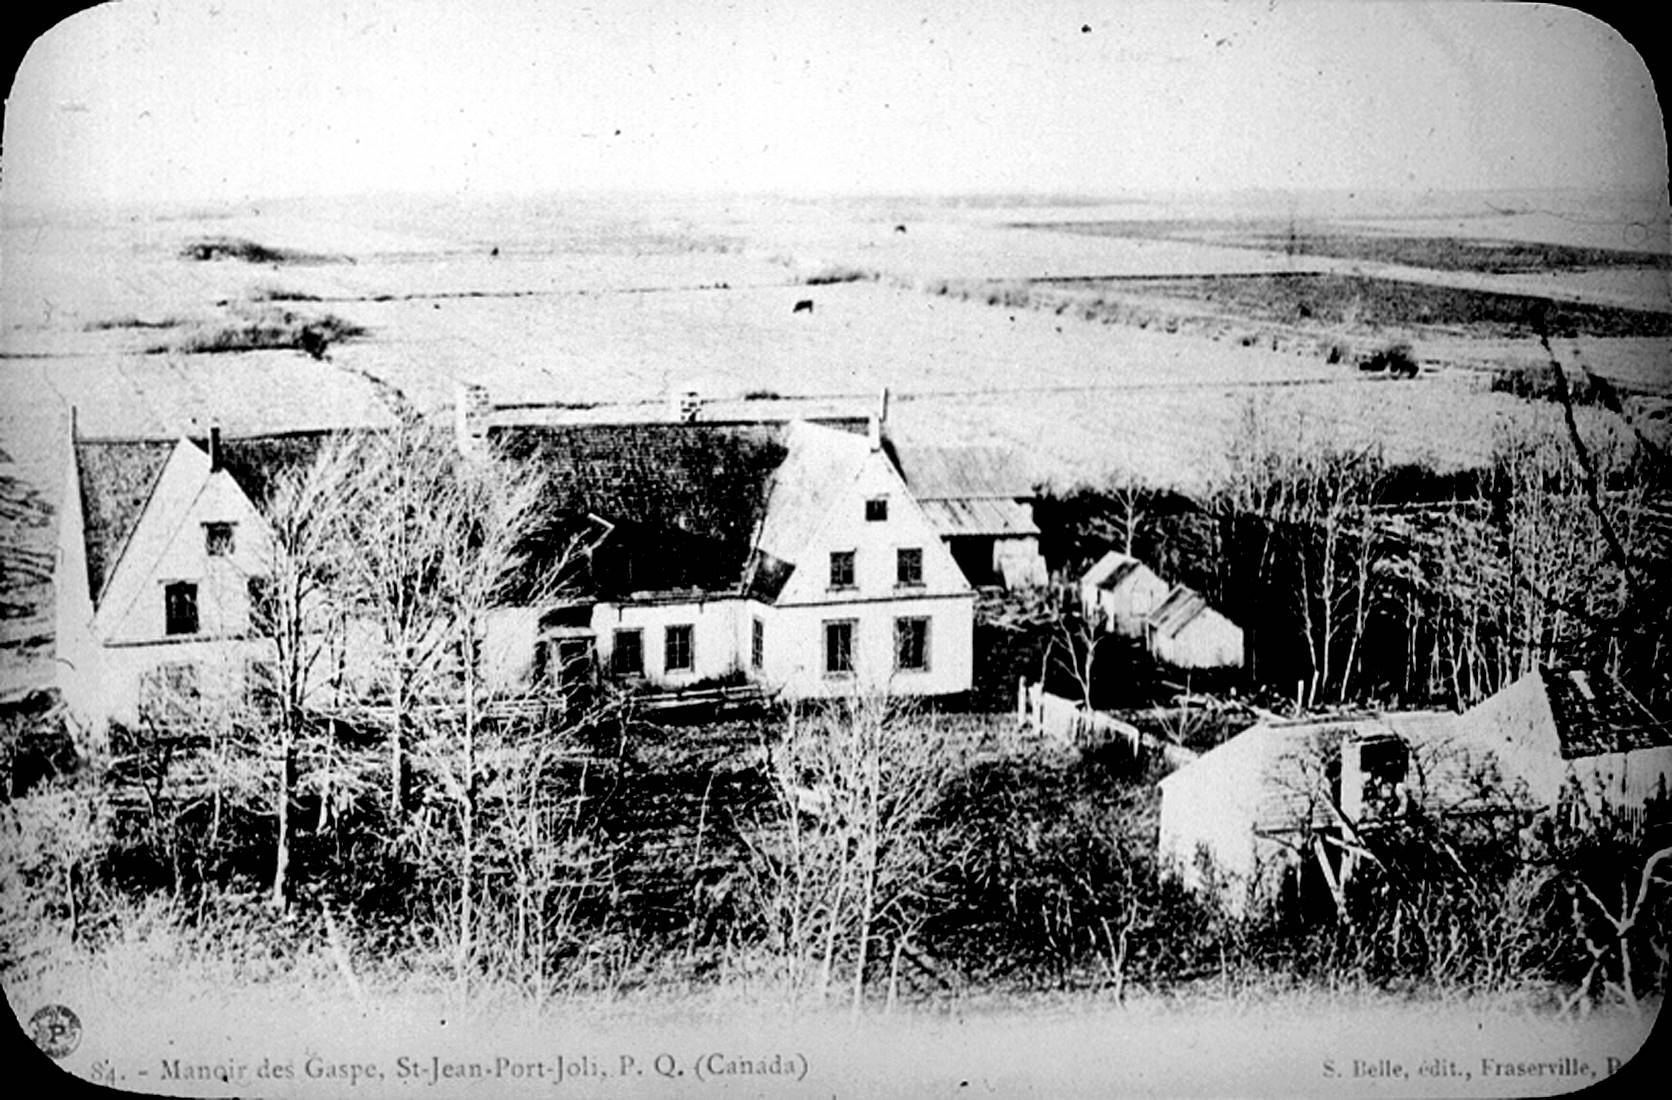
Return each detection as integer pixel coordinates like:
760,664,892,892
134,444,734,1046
1035,395,1670,712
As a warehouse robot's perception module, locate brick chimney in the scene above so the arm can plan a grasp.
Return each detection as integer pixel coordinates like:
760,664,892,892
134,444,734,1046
868,386,890,451
454,381,491,455
670,385,702,423
209,423,222,472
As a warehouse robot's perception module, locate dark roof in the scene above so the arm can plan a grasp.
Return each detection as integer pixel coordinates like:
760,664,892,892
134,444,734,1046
493,423,789,598
75,431,343,605
215,432,336,510
1543,667,1672,758
74,420,804,608
1095,557,1143,592
75,440,175,603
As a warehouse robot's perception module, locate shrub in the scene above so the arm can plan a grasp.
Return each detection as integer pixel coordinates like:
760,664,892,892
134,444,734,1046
1359,341,1419,376
801,264,878,286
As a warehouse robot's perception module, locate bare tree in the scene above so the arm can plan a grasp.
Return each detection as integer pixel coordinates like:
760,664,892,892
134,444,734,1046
251,437,358,908
334,416,468,820
744,695,957,1011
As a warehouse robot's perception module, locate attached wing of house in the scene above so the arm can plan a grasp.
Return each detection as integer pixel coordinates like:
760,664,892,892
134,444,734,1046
887,441,1045,588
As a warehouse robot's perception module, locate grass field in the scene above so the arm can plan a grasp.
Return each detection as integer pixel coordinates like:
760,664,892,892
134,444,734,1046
2,187,1666,703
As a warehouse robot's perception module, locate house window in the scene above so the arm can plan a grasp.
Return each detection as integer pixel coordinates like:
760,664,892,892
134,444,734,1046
751,618,765,670
665,624,694,673
141,661,201,722
247,576,274,632
866,497,889,522
204,522,235,557
829,550,855,589
824,619,855,676
164,581,199,636
896,547,923,587
245,659,277,712
612,629,643,676
895,616,930,672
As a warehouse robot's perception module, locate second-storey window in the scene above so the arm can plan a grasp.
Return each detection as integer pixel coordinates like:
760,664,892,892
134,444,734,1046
829,550,855,589
751,618,765,670
865,497,889,522
896,547,923,587
665,624,694,673
204,522,235,557
612,629,644,675
164,581,199,636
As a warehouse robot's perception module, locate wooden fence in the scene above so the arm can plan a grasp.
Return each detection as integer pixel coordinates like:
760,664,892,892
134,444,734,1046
1016,678,1198,772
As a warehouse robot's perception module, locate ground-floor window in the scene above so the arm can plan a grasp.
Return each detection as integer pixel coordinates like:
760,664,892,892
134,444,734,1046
895,616,930,672
244,658,277,712
612,628,643,675
665,623,694,673
824,619,855,676
140,661,201,723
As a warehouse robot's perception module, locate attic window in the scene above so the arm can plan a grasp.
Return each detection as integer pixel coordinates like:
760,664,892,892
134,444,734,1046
204,522,235,557
865,497,889,522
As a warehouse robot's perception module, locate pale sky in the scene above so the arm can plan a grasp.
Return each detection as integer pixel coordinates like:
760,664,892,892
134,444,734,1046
2,0,1665,205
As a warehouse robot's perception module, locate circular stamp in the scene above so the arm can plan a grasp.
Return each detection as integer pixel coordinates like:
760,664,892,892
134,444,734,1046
27,1004,83,1060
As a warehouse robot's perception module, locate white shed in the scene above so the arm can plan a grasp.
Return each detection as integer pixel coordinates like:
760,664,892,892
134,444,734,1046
1079,551,1171,637
1145,586,1244,670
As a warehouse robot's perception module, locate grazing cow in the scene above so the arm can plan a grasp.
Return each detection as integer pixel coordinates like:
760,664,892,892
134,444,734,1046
793,299,814,314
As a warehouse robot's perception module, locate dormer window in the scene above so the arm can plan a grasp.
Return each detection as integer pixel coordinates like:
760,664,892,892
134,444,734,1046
204,522,235,557
865,497,889,522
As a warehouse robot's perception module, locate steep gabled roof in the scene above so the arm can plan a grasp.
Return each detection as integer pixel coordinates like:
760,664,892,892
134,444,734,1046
75,431,342,607
753,421,872,566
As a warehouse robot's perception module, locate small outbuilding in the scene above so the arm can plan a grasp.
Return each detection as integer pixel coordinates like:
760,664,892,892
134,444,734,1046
1079,552,1242,670
1145,585,1243,671
1156,710,1494,914
1079,551,1170,636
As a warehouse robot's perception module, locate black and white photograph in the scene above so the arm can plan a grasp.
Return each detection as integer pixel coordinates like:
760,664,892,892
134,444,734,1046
2,1,1668,1095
